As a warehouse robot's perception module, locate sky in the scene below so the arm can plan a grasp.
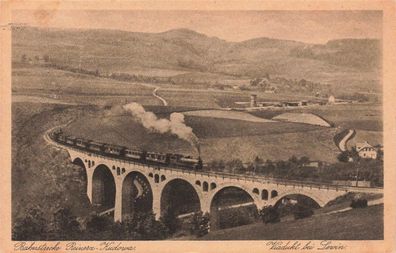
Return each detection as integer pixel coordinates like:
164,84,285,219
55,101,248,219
13,10,382,44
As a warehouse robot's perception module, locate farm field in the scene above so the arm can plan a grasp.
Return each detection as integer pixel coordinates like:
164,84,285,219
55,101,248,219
182,110,274,123
251,103,382,132
272,112,331,127
201,204,383,240
62,111,337,163
12,65,162,106
12,64,382,164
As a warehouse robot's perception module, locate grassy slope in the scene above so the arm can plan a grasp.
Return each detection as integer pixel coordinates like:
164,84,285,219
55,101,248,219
12,65,162,106
63,113,339,162
12,103,93,220
202,204,383,240
250,103,383,132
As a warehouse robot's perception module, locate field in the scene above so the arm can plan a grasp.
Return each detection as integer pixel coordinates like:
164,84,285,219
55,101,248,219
251,103,383,132
183,110,274,122
12,61,354,163
12,65,161,106
12,27,381,92
62,111,339,163
201,204,383,240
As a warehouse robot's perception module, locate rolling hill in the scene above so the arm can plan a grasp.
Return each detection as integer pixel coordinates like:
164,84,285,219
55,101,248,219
12,26,381,91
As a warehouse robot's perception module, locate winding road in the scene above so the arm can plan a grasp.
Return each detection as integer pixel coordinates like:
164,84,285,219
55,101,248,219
152,87,168,106
338,129,356,151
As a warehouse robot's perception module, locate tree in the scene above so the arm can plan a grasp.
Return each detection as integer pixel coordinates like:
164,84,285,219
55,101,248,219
299,156,310,165
49,207,81,240
293,203,314,220
21,54,27,63
258,205,280,224
253,156,263,174
195,157,203,170
160,207,179,235
43,54,50,62
84,214,114,240
189,212,210,237
337,151,350,162
12,206,48,240
227,159,245,174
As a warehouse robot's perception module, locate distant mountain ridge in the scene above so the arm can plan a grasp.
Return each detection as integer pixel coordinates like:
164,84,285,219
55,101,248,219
12,26,381,89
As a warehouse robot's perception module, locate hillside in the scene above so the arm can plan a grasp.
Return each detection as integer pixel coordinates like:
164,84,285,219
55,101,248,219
201,204,383,240
12,26,381,91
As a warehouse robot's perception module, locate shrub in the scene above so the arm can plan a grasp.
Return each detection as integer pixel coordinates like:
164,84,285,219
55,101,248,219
48,207,81,240
160,208,180,235
189,211,210,237
259,205,280,224
12,207,48,240
218,205,257,229
350,198,368,208
129,211,169,240
293,203,314,220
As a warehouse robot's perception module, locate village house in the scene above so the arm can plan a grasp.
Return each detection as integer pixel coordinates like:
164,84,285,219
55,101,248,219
355,141,378,159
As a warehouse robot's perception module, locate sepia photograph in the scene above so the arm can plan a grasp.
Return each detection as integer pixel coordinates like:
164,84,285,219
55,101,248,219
1,1,396,252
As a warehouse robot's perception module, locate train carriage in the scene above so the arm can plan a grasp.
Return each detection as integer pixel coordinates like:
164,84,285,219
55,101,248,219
65,136,77,145
76,138,90,148
57,134,67,143
88,141,105,152
104,144,126,156
125,149,143,160
146,152,168,164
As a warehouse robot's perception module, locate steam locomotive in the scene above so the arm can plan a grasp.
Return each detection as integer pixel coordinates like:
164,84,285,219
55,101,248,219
50,129,203,170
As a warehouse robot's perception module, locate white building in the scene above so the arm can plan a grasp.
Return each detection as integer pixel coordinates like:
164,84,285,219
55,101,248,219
356,141,378,159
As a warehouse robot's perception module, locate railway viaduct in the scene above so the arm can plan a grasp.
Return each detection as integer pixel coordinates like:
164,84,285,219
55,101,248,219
47,134,383,228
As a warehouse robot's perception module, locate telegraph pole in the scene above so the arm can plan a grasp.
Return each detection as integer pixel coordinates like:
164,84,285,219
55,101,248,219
355,166,360,187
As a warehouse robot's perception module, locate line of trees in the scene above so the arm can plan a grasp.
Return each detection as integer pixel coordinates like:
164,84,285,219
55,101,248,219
13,206,210,241
206,155,383,187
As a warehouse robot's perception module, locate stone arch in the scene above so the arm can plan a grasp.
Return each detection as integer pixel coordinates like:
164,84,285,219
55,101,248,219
253,188,259,195
154,174,160,183
271,190,278,198
271,193,322,213
261,189,268,200
203,181,209,191
72,157,85,168
210,182,217,190
209,185,258,231
209,183,259,205
72,157,88,193
122,171,153,219
160,178,201,218
92,164,116,209
195,180,201,186
270,190,327,207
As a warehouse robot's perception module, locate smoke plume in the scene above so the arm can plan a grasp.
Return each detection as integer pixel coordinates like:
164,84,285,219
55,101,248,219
122,103,200,153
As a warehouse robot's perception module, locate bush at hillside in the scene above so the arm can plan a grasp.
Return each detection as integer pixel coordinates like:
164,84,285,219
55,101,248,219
293,203,314,220
351,198,368,209
259,205,280,224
